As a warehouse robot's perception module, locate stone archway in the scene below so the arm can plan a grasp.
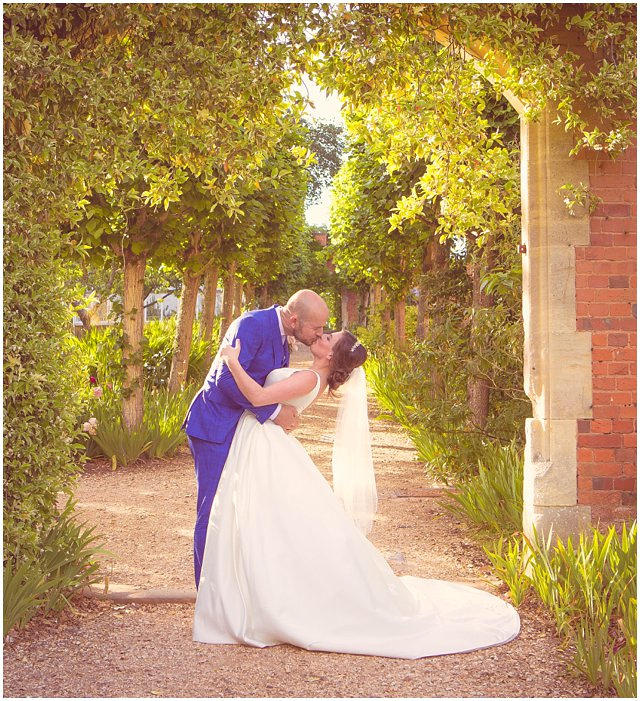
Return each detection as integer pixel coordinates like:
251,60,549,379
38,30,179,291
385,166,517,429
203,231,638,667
431,22,636,538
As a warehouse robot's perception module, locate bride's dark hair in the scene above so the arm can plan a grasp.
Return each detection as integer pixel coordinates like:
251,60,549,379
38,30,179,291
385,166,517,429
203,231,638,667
327,331,367,392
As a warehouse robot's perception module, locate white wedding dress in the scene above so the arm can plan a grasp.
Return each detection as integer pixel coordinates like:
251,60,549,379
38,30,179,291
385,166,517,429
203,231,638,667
193,368,520,658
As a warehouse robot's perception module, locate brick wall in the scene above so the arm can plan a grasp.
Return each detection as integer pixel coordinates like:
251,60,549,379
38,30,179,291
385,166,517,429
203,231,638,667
575,144,637,523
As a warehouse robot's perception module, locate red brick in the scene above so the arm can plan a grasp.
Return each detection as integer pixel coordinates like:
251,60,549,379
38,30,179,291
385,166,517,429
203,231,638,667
578,476,592,493
593,360,609,374
580,462,624,477
591,419,613,433
576,288,597,302
593,477,614,490
614,348,637,361
591,234,614,247
592,348,615,361
614,477,636,491
613,419,636,433
599,289,633,303
579,434,622,448
592,332,609,346
621,492,637,507
601,218,634,233
588,276,609,289
616,447,637,462
619,406,638,418
623,433,637,448
580,490,622,506
593,391,616,405
577,419,591,433
610,303,632,316
594,377,617,391
609,333,629,346
608,362,630,375
592,447,617,461
576,260,596,274
610,276,630,288
589,303,610,316
617,377,637,390
623,463,637,476
608,242,637,257
590,175,636,189
590,319,616,331
617,318,637,331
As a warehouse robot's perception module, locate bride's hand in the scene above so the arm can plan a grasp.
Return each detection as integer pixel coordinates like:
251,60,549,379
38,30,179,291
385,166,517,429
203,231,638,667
220,339,241,364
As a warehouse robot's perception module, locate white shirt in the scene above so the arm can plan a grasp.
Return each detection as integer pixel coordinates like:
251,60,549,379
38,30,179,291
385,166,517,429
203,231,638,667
268,307,287,421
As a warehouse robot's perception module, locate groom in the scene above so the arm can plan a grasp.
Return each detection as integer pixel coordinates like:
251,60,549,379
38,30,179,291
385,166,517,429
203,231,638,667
183,289,329,586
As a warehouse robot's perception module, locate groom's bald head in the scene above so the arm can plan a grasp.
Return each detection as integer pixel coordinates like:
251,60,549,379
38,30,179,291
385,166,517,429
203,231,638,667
282,290,329,346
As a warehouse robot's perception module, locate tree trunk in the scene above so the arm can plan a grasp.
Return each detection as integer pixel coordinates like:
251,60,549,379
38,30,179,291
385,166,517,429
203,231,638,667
244,283,256,310
359,288,369,326
466,244,495,430
394,297,406,348
168,269,201,394
72,301,92,331
233,279,243,318
369,283,382,321
258,285,270,309
381,287,392,339
200,265,219,341
219,262,237,342
122,250,147,430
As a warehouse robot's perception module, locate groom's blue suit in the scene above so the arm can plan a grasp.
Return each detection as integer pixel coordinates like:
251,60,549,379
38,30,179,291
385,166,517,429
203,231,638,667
183,305,290,586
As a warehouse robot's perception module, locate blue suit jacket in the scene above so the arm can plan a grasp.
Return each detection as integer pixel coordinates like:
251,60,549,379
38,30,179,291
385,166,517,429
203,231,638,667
183,306,289,444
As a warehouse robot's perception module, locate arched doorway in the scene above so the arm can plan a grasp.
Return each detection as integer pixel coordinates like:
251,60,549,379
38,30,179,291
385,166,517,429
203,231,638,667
319,6,636,538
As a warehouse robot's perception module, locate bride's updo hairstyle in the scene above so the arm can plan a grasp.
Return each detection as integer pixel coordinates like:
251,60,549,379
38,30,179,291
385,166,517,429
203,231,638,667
327,331,367,392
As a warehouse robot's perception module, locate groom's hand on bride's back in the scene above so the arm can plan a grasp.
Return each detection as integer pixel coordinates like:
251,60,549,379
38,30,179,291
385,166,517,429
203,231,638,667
274,405,299,433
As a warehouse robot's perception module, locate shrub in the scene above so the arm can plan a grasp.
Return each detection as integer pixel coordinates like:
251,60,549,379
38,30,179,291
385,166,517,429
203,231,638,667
144,384,198,459
528,523,637,697
4,499,104,635
85,383,197,466
441,441,523,536
4,221,86,565
143,317,219,389
482,524,637,697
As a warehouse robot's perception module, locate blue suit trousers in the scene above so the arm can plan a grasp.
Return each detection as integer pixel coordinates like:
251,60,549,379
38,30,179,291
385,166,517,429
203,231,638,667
188,434,234,588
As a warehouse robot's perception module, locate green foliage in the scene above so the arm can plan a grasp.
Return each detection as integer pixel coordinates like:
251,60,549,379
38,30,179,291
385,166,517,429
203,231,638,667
73,319,208,465
86,383,197,466
143,318,217,389
483,536,533,607
4,500,104,636
4,225,86,563
442,441,524,536
303,118,345,204
366,320,528,484
533,524,636,696
144,385,199,459
74,318,215,393
91,406,153,467
329,132,429,297
480,523,636,697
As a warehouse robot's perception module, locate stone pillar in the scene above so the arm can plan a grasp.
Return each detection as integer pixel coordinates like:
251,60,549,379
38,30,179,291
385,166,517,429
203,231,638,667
521,107,592,540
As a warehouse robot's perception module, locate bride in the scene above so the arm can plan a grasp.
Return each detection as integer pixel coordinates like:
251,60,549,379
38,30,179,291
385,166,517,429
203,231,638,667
193,330,520,659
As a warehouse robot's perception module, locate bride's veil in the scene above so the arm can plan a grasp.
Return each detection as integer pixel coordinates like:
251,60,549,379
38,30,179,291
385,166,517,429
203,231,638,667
331,366,378,534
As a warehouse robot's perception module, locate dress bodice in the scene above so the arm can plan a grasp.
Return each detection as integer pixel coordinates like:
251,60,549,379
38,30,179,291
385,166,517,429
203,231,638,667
264,368,321,414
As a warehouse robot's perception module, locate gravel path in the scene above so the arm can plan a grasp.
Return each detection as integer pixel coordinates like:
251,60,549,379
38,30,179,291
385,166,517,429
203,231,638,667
3,352,604,698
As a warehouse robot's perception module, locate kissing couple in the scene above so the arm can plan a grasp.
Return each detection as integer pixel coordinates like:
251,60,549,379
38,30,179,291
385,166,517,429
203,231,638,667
183,289,520,659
